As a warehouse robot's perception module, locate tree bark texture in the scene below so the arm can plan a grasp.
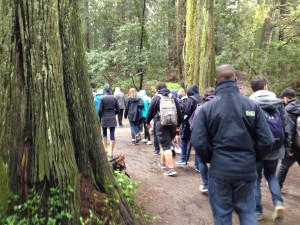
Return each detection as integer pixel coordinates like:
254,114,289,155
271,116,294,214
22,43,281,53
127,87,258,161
0,1,138,224
184,0,215,93
176,0,186,80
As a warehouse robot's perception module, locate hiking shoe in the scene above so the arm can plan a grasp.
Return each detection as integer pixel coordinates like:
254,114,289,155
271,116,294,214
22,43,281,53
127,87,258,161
199,185,208,193
176,160,187,165
142,139,147,143
147,141,152,145
158,162,167,169
272,201,285,222
256,212,263,221
163,168,177,176
135,133,141,143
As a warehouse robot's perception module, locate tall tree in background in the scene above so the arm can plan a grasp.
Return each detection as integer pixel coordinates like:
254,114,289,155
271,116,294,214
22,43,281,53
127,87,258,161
185,0,215,92
0,1,137,224
176,0,186,81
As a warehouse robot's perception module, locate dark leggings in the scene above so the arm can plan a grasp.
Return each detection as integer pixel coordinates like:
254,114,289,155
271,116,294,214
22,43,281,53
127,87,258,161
117,109,124,126
141,118,150,141
102,127,116,140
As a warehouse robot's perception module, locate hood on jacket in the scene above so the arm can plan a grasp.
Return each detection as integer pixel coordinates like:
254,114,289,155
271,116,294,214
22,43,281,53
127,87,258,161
158,88,170,96
114,87,121,96
170,89,178,98
139,90,147,97
103,84,112,95
186,85,199,97
286,98,300,115
249,90,283,109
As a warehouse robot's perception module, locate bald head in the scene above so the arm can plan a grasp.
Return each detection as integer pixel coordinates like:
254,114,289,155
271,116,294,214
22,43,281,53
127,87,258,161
216,64,237,83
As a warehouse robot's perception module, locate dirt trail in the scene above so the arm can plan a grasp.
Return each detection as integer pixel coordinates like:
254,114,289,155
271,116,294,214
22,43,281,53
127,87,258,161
113,122,300,225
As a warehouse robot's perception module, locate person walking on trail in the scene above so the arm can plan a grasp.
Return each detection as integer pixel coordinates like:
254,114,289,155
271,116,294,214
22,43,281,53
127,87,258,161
176,85,201,165
277,88,300,190
98,84,119,159
139,90,152,145
249,76,291,222
189,87,215,193
146,83,183,176
94,88,103,115
170,90,181,153
114,87,126,128
124,88,144,145
191,64,274,225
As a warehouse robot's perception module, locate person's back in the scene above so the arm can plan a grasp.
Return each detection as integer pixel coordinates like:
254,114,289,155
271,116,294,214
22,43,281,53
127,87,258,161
191,65,274,225
248,75,290,222
277,88,300,190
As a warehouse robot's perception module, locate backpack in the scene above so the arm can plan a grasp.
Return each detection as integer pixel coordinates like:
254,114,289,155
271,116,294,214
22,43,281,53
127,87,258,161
157,94,178,126
294,115,300,149
262,108,284,149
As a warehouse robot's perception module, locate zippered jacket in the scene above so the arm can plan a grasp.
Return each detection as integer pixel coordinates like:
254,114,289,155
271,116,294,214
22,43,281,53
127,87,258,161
190,80,274,180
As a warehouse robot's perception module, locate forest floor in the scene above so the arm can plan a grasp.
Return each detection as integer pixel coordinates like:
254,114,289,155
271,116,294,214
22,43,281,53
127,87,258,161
112,76,299,225
113,123,300,225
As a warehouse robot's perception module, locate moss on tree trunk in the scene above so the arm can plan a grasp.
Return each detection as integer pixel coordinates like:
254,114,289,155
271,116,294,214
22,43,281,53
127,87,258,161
0,1,138,224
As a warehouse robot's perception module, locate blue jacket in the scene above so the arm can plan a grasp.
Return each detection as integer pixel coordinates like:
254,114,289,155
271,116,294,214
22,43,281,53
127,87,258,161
94,94,103,114
190,80,274,180
139,90,151,118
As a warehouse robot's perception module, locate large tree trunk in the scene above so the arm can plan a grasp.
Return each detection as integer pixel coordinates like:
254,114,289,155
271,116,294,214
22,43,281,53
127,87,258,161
176,0,186,81
185,0,215,92
0,1,138,224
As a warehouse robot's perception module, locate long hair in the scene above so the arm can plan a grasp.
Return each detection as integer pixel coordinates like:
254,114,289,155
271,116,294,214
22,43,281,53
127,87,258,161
129,88,137,98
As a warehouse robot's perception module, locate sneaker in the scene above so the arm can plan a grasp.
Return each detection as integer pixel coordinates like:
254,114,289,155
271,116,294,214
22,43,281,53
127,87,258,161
256,212,263,221
142,139,147,143
199,185,208,193
146,141,152,145
135,133,141,143
158,162,167,169
176,160,187,165
272,201,285,222
175,147,181,154
163,168,177,176
195,168,200,172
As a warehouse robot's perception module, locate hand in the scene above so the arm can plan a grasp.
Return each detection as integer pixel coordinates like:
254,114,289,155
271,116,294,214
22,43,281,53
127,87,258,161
146,123,151,128
289,152,294,157
176,127,180,131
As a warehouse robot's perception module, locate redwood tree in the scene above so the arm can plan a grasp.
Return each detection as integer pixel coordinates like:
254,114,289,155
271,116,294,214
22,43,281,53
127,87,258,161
184,0,215,92
0,1,137,224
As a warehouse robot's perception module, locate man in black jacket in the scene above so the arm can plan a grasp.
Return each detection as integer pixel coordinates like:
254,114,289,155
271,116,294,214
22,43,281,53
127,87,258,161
277,88,300,188
176,85,201,165
190,64,274,225
146,83,183,176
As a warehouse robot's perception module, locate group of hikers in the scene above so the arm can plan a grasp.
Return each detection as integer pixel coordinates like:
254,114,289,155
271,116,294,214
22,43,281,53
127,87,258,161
93,64,300,225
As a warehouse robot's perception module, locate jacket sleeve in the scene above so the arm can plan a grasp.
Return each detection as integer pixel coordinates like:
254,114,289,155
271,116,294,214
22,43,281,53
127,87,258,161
98,99,103,119
175,97,183,126
190,107,211,163
146,96,159,124
124,99,129,119
114,97,120,115
182,97,194,117
254,106,275,162
280,105,291,154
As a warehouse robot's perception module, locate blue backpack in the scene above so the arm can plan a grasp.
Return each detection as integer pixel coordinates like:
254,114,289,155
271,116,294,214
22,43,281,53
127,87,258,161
262,108,284,149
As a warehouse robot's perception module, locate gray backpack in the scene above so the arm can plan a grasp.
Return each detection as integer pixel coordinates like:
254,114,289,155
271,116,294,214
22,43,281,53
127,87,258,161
157,94,178,126
294,116,300,149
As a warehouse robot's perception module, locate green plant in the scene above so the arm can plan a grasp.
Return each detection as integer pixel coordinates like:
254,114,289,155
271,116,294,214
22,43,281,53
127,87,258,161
80,210,103,225
114,170,140,207
0,187,74,225
0,158,9,215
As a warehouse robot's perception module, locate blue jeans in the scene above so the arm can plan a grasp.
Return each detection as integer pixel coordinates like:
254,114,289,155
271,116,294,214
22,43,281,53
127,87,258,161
209,177,258,225
256,160,283,213
180,123,191,161
195,152,208,186
129,121,140,140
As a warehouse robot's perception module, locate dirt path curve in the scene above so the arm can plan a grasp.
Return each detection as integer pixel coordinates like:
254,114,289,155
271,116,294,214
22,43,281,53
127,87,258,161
114,122,300,225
